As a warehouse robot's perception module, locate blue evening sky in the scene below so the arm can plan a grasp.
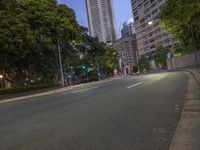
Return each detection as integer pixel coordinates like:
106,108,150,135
57,0,133,38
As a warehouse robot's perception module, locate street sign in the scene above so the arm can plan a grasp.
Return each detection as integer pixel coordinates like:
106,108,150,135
167,51,173,59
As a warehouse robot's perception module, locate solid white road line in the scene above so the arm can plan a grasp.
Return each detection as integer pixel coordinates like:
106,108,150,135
127,82,143,89
72,87,98,94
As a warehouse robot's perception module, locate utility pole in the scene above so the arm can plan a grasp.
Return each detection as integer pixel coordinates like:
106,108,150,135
136,47,140,73
57,40,65,86
171,34,176,70
97,62,101,80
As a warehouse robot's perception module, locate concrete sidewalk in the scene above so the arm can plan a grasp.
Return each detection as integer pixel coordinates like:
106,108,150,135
170,71,200,150
184,67,200,85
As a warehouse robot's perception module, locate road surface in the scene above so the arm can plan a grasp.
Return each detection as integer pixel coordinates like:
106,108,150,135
0,72,188,150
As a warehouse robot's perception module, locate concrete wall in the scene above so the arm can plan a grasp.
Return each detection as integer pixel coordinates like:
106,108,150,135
167,52,200,70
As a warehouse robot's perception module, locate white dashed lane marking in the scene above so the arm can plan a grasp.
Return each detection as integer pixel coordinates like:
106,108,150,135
72,87,98,93
127,82,143,89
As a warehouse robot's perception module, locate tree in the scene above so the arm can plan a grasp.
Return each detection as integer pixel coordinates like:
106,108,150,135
139,55,149,71
0,0,35,87
0,0,118,87
159,0,200,52
20,0,81,82
103,46,118,70
76,30,118,78
0,0,81,88
154,45,168,69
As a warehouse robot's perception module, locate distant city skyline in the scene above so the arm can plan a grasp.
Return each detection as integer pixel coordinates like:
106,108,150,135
58,0,133,38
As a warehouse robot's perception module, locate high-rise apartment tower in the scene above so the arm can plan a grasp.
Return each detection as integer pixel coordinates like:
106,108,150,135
85,0,116,44
131,0,174,58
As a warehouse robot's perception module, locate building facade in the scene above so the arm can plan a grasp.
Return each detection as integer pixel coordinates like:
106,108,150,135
121,19,136,37
113,35,138,75
85,0,116,44
131,0,173,58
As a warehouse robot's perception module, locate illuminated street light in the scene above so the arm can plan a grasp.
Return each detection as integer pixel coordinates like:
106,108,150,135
147,20,157,70
147,20,175,70
148,21,153,25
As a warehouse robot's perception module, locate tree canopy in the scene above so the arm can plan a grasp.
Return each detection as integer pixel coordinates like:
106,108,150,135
0,1,118,88
139,55,149,71
159,0,200,52
154,45,168,69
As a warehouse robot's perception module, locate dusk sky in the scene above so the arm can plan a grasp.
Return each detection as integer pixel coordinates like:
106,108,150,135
58,0,133,38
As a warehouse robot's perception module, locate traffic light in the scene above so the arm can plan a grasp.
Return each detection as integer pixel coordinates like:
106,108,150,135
81,65,88,73
87,68,93,72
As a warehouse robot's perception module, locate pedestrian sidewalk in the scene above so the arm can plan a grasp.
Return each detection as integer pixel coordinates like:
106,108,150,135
170,71,200,150
184,67,200,85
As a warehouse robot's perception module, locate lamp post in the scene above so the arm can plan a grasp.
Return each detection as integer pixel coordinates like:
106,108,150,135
0,75,3,88
57,40,65,86
170,33,176,70
147,20,157,70
136,47,140,73
97,62,101,80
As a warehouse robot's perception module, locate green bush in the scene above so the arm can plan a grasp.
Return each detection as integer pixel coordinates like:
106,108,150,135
139,55,149,71
0,82,60,95
133,65,139,73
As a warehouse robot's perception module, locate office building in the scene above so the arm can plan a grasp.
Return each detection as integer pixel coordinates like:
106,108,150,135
85,0,116,44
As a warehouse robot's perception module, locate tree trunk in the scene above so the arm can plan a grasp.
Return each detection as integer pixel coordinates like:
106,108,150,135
4,79,12,89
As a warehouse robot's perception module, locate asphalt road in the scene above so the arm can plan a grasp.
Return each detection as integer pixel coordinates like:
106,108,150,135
0,72,188,150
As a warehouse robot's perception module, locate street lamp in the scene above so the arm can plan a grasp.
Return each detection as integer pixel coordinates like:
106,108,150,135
0,75,3,88
97,63,101,80
170,33,176,70
148,21,153,25
57,40,65,86
147,20,156,70
170,34,175,56
148,20,175,70
136,48,140,73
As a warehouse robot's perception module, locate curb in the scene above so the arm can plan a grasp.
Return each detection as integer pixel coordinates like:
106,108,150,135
169,70,200,150
0,77,121,105
179,68,200,87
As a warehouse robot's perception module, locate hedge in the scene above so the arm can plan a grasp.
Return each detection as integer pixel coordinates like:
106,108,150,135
0,82,60,95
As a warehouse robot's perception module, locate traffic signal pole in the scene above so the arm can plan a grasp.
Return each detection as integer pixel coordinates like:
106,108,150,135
57,40,65,86
97,63,101,80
